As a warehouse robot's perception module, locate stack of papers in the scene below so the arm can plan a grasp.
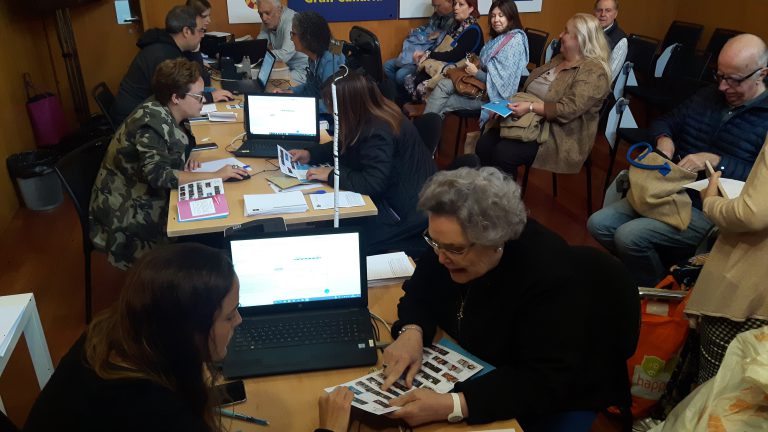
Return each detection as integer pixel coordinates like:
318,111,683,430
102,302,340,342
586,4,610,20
208,111,238,122
243,191,308,216
366,252,415,287
309,191,366,210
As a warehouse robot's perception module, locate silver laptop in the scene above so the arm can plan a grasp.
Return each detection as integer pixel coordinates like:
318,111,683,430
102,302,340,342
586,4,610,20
222,227,377,378
233,93,320,158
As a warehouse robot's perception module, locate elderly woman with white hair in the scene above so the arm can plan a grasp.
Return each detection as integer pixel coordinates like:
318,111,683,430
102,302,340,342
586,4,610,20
476,13,611,178
379,167,628,429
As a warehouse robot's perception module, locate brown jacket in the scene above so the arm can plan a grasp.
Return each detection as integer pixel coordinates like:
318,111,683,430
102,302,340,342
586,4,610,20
524,55,610,173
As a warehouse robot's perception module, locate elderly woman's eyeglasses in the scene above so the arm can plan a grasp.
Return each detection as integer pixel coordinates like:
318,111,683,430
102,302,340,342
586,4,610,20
712,67,764,87
422,229,474,255
186,93,205,103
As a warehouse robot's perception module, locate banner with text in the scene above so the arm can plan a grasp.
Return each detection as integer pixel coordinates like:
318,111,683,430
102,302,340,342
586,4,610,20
288,0,398,23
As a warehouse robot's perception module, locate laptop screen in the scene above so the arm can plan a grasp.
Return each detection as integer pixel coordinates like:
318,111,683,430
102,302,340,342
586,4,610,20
246,94,318,138
229,230,364,309
257,50,275,88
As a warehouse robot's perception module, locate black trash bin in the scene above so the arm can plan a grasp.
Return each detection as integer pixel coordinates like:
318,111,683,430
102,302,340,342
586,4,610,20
6,150,63,211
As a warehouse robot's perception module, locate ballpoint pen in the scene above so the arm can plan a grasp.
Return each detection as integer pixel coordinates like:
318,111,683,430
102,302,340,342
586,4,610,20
218,409,269,426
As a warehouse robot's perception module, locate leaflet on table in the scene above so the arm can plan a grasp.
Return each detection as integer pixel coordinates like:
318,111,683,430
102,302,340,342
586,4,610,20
324,343,484,415
243,191,308,216
277,144,310,181
481,100,514,118
193,157,251,173
208,111,238,122
309,191,365,210
177,178,229,222
366,252,415,287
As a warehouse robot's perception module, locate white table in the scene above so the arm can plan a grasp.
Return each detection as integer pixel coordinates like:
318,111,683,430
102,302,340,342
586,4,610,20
0,293,53,413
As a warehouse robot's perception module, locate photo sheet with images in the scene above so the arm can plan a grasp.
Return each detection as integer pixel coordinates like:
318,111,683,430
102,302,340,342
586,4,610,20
324,343,483,415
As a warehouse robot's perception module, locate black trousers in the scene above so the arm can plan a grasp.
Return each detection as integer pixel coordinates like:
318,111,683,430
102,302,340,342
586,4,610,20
475,127,540,180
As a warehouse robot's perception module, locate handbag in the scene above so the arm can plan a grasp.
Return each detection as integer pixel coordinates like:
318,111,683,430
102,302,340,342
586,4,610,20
495,92,550,143
24,73,68,147
416,34,455,89
444,54,486,99
625,142,697,231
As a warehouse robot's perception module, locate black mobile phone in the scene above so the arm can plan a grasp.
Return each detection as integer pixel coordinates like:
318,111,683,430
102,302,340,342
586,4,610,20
192,143,218,151
215,380,247,406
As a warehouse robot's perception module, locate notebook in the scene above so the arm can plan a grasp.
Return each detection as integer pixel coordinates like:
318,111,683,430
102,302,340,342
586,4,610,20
232,93,319,158
222,227,377,378
221,49,276,95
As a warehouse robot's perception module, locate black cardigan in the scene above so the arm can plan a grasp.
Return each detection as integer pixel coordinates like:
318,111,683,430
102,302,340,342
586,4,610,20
393,219,627,424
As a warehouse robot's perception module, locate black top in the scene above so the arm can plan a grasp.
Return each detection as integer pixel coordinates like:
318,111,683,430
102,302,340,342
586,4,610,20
23,335,210,432
604,20,627,49
393,220,630,424
307,116,436,254
429,24,484,63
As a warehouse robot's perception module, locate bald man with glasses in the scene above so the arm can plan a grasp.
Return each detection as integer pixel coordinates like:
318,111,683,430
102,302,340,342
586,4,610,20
588,34,768,288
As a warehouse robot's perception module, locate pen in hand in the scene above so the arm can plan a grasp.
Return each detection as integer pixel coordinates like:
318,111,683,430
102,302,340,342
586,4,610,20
218,408,269,426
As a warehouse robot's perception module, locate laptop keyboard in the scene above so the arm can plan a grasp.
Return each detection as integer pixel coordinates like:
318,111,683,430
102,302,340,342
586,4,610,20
234,140,306,158
233,317,367,351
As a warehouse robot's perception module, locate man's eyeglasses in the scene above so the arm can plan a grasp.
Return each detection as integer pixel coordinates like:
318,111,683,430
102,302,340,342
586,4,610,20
713,67,764,87
186,93,205,103
422,229,474,255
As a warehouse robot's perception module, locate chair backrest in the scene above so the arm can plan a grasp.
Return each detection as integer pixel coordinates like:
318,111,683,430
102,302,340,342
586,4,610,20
544,38,559,64
55,135,110,246
705,28,741,61
91,82,117,131
413,112,442,158
348,26,384,83
626,34,660,80
604,97,636,150
661,20,704,51
524,28,549,68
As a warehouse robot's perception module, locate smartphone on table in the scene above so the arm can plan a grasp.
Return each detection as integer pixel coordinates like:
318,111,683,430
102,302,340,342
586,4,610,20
192,143,219,152
215,380,246,406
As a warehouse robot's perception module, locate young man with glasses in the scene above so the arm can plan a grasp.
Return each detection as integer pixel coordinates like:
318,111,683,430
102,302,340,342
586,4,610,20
112,5,233,126
588,33,768,288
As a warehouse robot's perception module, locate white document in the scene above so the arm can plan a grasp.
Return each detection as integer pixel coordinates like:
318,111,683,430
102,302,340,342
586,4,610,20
193,158,249,173
684,178,745,199
277,145,309,180
189,198,216,216
366,252,415,282
201,103,218,114
268,183,320,193
226,0,261,23
205,31,232,38
243,191,308,216
208,111,238,122
310,192,365,210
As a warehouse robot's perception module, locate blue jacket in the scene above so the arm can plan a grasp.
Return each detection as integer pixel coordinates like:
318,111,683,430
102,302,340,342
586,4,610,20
291,50,346,113
651,85,768,181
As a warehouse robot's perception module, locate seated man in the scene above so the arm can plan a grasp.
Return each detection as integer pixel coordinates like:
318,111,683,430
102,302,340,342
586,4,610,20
383,0,454,89
588,33,768,287
593,0,627,80
111,5,232,126
256,0,309,84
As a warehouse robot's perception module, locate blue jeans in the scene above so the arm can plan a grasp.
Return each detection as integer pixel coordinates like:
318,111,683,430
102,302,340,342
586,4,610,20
587,198,713,287
383,58,416,86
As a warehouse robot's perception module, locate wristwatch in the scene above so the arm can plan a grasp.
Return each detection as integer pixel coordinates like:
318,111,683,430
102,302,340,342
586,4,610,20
447,393,464,423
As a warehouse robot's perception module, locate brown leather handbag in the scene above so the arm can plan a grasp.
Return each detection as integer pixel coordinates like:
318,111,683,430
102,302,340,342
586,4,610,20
443,54,487,99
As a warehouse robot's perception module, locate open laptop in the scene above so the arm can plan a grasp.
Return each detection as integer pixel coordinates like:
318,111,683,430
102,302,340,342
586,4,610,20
222,227,377,378
221,49,276,95
232,93,319,158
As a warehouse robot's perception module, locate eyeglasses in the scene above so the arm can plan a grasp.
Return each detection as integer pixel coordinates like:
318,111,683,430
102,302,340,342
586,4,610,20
712,67,764,87
422,229,475,256
186,93,205,103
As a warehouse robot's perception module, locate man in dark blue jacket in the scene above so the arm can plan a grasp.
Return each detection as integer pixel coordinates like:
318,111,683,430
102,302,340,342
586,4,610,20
111,5,232,126
588,34,768,287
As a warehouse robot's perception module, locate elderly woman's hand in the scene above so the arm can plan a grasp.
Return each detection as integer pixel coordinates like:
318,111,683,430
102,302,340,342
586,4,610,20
387,389,465,426
464,62,479,76
701,170,722,201
380,328,423,391
318,387,354,432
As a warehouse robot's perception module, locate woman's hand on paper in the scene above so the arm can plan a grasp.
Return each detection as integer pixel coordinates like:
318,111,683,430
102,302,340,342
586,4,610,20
318,387,353,432
387,389,460,426
306,166,332,182
289,149,311,164
380,330,423,391
701,170,722,201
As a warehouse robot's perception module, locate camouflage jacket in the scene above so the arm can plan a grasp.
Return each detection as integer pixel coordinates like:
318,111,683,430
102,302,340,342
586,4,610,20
89,99,188,269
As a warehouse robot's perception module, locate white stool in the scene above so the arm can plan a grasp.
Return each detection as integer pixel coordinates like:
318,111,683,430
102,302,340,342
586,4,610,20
0,293,54,413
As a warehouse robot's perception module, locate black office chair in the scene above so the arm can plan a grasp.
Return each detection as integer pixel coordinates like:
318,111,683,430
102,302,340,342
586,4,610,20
347,26,384,83
92,82,117,132
524,28,549,69
413,112,442,158
661,20,704,51
0,410,19,432
55,135,110,323
623,34,661,88
703,28,742,81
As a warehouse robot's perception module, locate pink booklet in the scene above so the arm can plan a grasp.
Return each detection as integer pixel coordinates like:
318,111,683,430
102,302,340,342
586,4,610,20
177,178,229,222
